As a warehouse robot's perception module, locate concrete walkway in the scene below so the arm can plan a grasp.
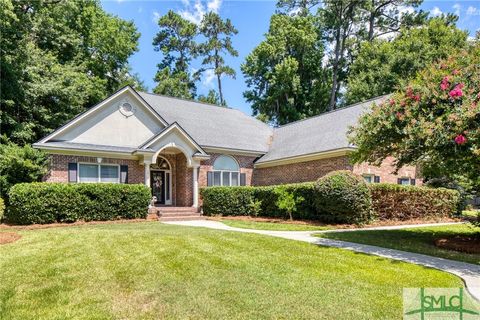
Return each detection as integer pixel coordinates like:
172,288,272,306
164,220,480,301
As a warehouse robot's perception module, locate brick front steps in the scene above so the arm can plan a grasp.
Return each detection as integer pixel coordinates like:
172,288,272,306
148,206,205,221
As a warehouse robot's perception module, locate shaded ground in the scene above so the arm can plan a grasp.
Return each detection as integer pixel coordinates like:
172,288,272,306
209,215,463,231
319,224,480,265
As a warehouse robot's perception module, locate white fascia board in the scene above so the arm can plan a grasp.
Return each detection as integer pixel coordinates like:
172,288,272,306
202,146,266,157
254,148,356,168
34,145,139,160
140,122,208,156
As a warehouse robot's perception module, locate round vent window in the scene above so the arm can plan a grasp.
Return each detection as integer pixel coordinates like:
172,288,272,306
119,102,135,117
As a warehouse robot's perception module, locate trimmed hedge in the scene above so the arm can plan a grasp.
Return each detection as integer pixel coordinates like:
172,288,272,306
254,183,316,219
314,171,374,224
200,183,316,220
201,176,461,224
201,186,256,216
7,183,151,225
369,183,460,220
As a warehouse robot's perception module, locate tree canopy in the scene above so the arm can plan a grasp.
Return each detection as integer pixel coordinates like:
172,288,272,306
198,12,238,106
349,41,480,183
345,16,468,104
241,14,329,125
1,0,140,144
152,10,198,99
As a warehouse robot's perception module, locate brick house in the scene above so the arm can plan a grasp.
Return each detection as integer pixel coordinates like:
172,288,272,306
34,86,420,209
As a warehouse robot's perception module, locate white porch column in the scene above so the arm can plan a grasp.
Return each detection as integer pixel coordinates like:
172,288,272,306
144,161,152,187
192,165,199,208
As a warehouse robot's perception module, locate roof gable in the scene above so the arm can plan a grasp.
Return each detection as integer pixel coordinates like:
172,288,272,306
256,96,388,165
138,92,273,153
39,86,168,148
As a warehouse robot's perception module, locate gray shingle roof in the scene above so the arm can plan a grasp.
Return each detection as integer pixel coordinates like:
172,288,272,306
256,96,388,163
138,92,273,153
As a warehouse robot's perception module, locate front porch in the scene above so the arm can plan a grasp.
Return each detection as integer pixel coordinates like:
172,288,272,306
136,122,210,209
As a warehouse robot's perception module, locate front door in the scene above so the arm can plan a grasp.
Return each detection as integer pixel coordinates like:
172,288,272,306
151,171,165,204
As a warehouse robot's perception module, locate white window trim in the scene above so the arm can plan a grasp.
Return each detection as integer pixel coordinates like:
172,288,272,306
213,170,240,186
398,177,412,185
77,162,120,183
362,174,374,184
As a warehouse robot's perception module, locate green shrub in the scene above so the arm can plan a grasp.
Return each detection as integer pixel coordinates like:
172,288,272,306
369,183,460,220
200,183,315,219
314,171,374,224
0,140,47,198
0,198,4,222
274,187,304,221
6,183,151,225
200,186,256,216
254,183,316,219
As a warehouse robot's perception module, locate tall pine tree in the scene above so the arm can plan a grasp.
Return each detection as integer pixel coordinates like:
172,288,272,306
198,12,238,106
152,10,198,99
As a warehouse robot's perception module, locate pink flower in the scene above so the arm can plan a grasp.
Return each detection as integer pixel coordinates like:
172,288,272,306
449,84,464,99
454,135,467,145
413,94,421,102
452,69,459,75
395,112,404,120
440,76,450,91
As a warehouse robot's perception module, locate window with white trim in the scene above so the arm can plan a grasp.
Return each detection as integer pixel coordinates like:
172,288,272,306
78,164,119,183
363,174,373,183
212,155,240,186
398,177,414,185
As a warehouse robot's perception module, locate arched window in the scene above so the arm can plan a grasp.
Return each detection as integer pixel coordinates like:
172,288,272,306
212,155,240,186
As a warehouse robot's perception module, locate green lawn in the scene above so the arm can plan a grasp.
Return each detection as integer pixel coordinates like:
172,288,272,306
0,222,466,319
319,224,480,265
220,219,332,231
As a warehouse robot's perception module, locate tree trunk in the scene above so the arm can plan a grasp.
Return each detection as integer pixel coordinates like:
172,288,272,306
217,74,223,106
328,25,342,111
368,1,375,41
215,49,224,106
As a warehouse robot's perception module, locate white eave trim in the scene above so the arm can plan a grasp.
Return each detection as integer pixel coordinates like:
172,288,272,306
33,144,138,160
254,147,356,168
138,122,208,156
202,146,266,157
38,86,168,144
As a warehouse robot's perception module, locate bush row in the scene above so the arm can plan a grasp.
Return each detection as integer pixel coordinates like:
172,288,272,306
201,183,317,220
369,183,460,220
7,183,151,225
201,172,460,224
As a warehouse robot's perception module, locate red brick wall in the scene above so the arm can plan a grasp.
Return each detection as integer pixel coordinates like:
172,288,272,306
353,156,421,185
45,154,144,184
198,153,257,188
252,156,351,186
252,155,421,186
175,152,193,206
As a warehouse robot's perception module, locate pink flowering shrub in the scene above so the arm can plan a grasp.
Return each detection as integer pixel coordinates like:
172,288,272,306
349,43,480,181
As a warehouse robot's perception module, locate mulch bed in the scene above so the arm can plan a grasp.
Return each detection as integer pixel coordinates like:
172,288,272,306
0,232,21,245
434,236,480,254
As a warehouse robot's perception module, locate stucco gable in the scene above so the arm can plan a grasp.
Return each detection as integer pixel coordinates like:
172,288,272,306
39,86,168,148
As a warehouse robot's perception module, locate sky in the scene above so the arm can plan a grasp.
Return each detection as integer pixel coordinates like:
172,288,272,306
101,0,480,116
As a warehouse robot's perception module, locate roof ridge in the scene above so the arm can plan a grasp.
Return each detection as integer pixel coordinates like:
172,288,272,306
275,95,390,130
139,91,272,131
139,90,237,110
